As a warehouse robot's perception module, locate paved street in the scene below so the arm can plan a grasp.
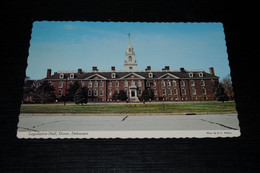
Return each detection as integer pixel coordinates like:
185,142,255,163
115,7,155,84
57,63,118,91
18,114,240,132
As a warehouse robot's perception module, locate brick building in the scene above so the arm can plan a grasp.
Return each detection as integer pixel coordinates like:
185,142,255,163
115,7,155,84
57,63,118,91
44,35,219,102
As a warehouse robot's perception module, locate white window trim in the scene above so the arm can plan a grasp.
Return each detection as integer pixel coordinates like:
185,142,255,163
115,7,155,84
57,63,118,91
100,89,103,96
182,88,186,95
188,72,193,77
59,74,64,79
202,87,207,94
148,72,153,78
192,87,196,95
174,88,178,95
88,81,92,88
88,90,92,96
70,73,74,79
201,80,205,86
111,73,116,78
181,80,185,86
191,80,195,86
167,80,171,87
94,89,98,96
115,81,119,87
124,80,128,87
172,80,177,86
198,72,203,77
59,81,63,88
94,81,98,87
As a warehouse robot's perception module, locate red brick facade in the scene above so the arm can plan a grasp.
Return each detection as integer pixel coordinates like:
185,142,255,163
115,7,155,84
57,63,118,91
45,67,219,102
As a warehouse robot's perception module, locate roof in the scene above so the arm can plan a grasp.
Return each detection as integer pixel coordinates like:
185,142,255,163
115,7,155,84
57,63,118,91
44,69,219,80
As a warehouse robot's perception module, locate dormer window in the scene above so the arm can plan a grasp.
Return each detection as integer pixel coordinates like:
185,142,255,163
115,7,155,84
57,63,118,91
198,72,203,77
188,73,193,77
148,72,153,78
59,74,64,79
70,73,74,79
111,73,116,78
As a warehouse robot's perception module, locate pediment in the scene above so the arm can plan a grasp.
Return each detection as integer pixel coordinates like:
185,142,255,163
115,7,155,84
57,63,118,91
85,74,107,80
158,73,179,79
120,73,145,80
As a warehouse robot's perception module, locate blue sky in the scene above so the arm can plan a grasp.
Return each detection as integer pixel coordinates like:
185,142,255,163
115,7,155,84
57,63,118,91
27,21,229,80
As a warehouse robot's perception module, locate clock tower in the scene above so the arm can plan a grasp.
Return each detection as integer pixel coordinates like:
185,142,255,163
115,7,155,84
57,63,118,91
124,34,137,71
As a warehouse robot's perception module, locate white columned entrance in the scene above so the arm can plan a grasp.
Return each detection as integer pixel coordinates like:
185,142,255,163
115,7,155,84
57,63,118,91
129,85,138,101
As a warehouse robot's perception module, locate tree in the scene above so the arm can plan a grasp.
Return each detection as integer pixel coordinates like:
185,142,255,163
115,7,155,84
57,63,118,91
67,81,81,101
112,90,128,101
33,80,56,103
141,89,154,101
221,75,234,100
23,78,37,102
74,87,88,105
215,83,229,102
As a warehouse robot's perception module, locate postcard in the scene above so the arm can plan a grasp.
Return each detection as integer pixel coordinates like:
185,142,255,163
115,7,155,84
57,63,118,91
17,21,240,139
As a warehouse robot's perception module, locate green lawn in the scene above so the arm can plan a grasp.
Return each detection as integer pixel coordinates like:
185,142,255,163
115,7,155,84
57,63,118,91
20,102,237,114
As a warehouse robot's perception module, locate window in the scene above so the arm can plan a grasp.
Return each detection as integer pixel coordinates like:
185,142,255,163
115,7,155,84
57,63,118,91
100,81,103,87
88,81,92,87
129,67,133,70
146,81,150,87
131,80,135,86
129,56,132,61
174,88,178,95
124,80,128,87
109,89,112,96
138,88,142,95
162,88,166,95
70,73,74,79
172,80,176,86
59,74,64,79
94,81,98,87
168,88,172,95
167,80,171,87
109,81,112,87
124,89,128,95
94,89,98,96
191,80,195,86
192,88,196,95
154,89,157,95
188,73,193,77
181,88,186,95
148,72,153,78
138,80,142,87
111,73,116,78
129,49,132,53
181,80,185,86
88,90,92,96
100,89,103,96
162,80,165,87
115,81,119,87
200,80,205,86
198,72,203,77
153,80,157,87
59,81,63,88
202,87,207,94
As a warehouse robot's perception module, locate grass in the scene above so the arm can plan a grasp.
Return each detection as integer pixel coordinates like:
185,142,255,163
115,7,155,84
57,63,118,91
20,101,237,115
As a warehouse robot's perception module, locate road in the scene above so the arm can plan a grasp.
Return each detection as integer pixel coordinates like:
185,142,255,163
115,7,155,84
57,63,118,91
18,114,240,132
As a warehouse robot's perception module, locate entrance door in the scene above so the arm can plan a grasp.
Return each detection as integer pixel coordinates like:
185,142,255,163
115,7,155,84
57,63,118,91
131,90,135,97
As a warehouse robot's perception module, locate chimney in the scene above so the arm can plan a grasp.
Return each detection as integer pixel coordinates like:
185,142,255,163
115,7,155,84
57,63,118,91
165,66,170,70
209,67,215,75
77,68,82,74
180,67,185,72
46,69,52,78
147,66,151,71
92,66,98,71
111,66,115,71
